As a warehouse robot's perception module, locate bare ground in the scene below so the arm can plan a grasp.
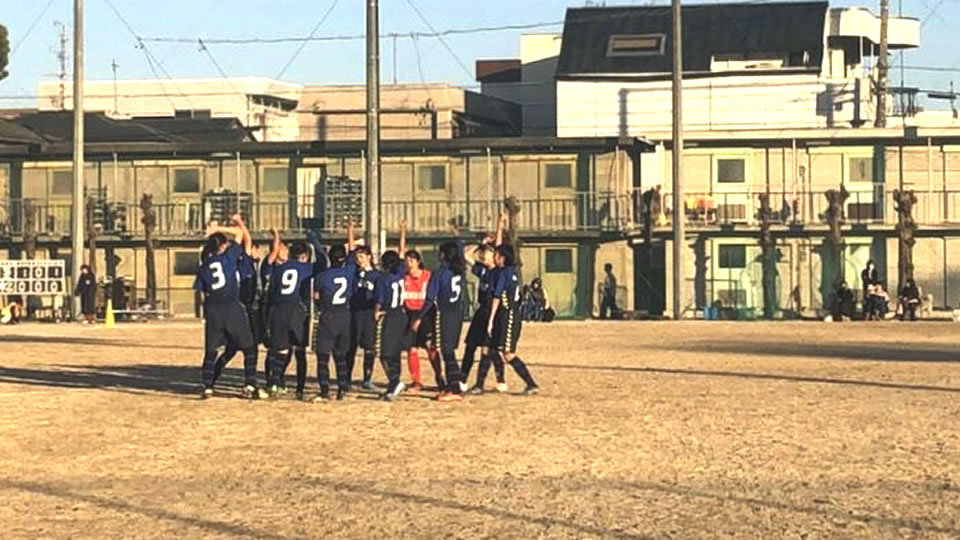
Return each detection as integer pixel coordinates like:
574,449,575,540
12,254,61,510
0,320,958,539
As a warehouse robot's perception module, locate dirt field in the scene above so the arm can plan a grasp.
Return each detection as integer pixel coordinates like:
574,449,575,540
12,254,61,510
1,320,958,539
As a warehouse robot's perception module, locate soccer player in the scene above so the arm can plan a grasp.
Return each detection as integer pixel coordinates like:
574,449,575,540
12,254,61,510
264,228,317,399
312,228,356,401
346,221,380,390
403,249,442,393
211,240,262,387
194,218,261,399
374,220,409,402
462,212,508,394
486,244,540,395
412,225,467,401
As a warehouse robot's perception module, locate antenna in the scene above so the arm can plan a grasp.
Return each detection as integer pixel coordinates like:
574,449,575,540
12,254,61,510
54,21,68,110
111,58,120,115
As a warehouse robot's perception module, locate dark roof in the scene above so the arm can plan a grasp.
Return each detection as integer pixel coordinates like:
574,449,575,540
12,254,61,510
9,111,253,144
556,2,828,79
0,118,45,144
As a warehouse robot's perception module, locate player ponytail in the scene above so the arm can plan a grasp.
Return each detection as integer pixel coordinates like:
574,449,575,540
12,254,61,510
328,245,347,268
496,243,516,267
438,241,465,275
380,250,401,273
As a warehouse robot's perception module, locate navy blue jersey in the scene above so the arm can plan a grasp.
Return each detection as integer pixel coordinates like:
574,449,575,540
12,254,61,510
421,262,465,315
351,266,381,311
375,263,407,312
266,260,314,306
315,257,356,312
238,255,259,305
194,244,243,305
472,263,497,308
493,266,522,312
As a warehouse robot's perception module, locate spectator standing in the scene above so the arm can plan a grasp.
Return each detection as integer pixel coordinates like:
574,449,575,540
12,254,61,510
600,263,619,319
74,264,97,325
861,260,879,297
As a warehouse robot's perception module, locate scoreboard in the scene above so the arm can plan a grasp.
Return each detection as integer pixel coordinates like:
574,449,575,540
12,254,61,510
0,260,67,295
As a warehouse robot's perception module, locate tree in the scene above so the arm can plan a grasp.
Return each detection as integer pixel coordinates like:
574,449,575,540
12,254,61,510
22,199,37,260
823,186,850,286
0,24,9,81
504,196,523,279
140,194,157,306
894,189,917,292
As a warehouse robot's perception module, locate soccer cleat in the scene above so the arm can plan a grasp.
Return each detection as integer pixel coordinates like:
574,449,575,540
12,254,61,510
201,387,214,400
266,385,282,399
336,388,346,401
279,385,288,395
467,385,485,396
295,391,305,402
241,385,260,400
495,382,508,393
256,387,270,400
458,381,468,393
362,380,375,391
386,381,406,401
522,385,540,396
408,383,423,395
311,393,330,403
435,391,464,402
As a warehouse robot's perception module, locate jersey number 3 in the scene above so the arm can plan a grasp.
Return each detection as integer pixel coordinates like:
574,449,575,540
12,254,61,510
209,262,226,291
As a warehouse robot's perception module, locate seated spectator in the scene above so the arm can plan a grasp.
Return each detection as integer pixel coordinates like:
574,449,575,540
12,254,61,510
899,278,921,321
865,283,891,321
1,301,23,325
522,278,551,322
831,281,855,321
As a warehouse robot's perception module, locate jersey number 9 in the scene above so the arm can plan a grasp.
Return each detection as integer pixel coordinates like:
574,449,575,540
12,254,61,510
280,269,298,295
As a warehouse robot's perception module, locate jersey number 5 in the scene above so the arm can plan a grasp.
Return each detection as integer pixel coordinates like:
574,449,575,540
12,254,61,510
209,261,226,291
332,276,349,305
450,275,462,304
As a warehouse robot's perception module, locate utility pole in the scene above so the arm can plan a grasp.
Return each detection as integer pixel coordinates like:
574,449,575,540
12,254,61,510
876,0,889,127
365,0,382,252
671,0,685,319
71,0,86,320
111,58,119,115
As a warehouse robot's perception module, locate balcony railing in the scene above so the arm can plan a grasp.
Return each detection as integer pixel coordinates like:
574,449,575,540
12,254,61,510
5,189,960,238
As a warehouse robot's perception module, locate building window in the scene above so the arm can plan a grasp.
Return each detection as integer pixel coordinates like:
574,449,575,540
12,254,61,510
606,34,665,57
544,248,574,273
173,251,199,276
544,163,573,189
711,53,787,72
262,167,288,193
51,170,72,195
716,158,746,184
173,169,201,193
418,165,446,191
718,245,747,269
849,157,873,183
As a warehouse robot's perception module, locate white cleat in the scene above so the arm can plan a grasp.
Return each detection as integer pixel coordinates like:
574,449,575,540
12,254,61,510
495,382,508,393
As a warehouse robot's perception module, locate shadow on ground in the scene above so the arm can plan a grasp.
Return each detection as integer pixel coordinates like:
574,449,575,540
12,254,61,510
645,340,959,364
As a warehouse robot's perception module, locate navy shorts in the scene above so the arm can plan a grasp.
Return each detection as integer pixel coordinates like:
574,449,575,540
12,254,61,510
406,307,435,349
377,309,410,359
351,309,377,350
464,307,490,347
314,309,351,357
268,302,307,350
434,308,464,354
204,301,255,352
492,308,522,354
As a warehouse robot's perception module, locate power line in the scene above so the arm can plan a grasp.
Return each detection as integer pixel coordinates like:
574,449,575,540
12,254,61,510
272,0,342,82
9,0,57,57
137,21,565,46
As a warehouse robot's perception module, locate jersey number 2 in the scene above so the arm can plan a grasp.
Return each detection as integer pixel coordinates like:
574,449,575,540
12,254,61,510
332,276,348,305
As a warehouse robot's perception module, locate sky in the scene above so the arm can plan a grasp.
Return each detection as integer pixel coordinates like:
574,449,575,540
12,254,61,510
2,0,959,110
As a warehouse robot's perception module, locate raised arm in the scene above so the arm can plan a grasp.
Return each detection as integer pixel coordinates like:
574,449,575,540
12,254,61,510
267,228,281,265
398,219,407,256
205,221,244,240
231,213,252,256
495,210,507,246
347,216,356,252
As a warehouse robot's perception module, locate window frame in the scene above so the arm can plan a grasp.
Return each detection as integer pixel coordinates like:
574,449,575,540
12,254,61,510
544,248,574,274
51,170,73,196
262,166,289,194
173,251,200,276
606,34,666,58
416,164,448,192
717,244,747,269
172,168,202,194
715,157,747,185
542,162,575,190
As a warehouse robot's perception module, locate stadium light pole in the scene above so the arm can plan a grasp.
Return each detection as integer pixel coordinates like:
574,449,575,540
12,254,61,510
365,0,382,252
71,0,86,320
671,0,684,319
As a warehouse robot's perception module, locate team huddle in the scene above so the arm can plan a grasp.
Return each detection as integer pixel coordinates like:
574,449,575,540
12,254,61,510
193,212,539,403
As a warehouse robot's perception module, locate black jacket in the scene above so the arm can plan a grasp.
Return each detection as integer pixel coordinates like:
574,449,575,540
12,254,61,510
75,273,97,315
